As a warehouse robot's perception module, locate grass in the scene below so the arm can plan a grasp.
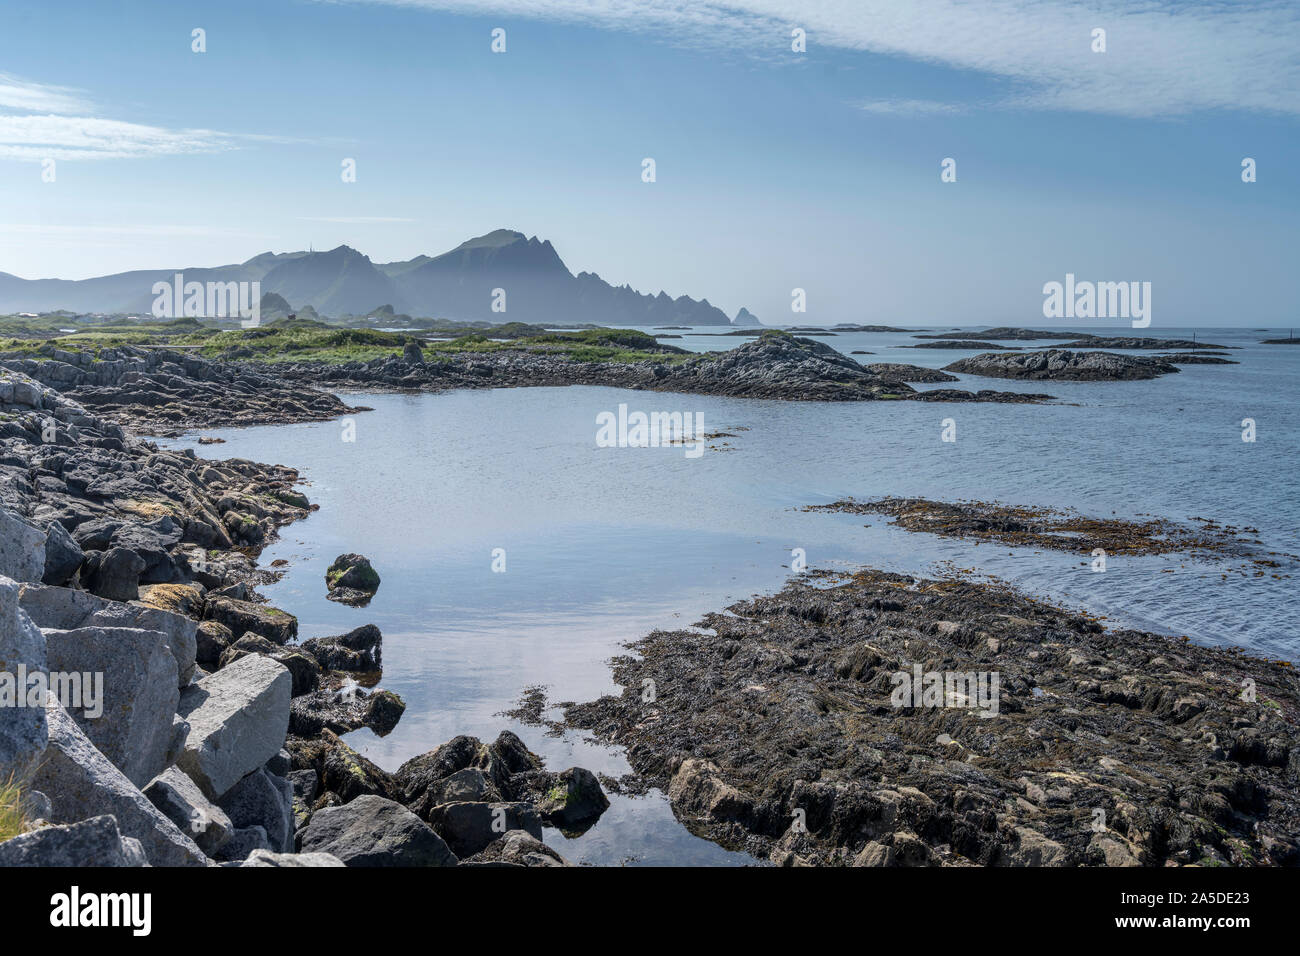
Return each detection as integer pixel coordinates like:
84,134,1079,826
0,316,701,366
0,774,29,842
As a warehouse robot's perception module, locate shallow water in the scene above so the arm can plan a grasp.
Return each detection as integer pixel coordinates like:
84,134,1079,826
161,326,1299,865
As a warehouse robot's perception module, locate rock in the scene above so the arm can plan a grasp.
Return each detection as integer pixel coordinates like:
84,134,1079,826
287,730,397,803
218,768,294,853
668,759,753,825
0,508,45,583
219,632,320,696
137,582,204,617
324,554,380,606
204,594,297,645
42,625,181,788
944,349,1180,382
363,689,405,735
0,815,148,867
41,520,83,586
424,801,542,858
18,582,197,687
518,767,609,830
0,576,47,779
240,848,345,867
424,768,500,805
144,766,234,856
32,703,207,866
215,826,269,862
467,830,572,867
402,342,424,364
177,654,292,800
1002,826,1068,867
195,619,233,669
302,623,382,672
83,546,146,601
298,795,457,867
854,841,895,867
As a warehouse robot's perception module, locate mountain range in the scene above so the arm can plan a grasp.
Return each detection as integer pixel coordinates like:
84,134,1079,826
0,229,760,327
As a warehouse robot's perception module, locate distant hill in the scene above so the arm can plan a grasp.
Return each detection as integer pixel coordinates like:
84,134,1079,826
0,229,760,328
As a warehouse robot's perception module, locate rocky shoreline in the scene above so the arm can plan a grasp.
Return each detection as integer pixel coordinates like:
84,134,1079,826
4,332,1295,869
0,365,609,866
548,569,1300,867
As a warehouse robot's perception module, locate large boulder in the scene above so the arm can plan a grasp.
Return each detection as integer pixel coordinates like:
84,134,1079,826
18,582,197,687
424,801,543,858
177,655,292,800
0,815,148,867
0,509,45,583
518,767,610,831
302,624,382,672
42,626,182,788
144,766,234,857
239,848,345,867
0,576,47,779
467,830,573,867
220,633,320,696
41,521,83,586
324,554,380,606
218,768,293,853
298,795,457,867
83,546,146,601
32,704,207,866
204,595,297,645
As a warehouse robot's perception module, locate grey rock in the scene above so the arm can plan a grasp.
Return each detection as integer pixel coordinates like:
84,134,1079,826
298,794,457,867
84,546,146,601
41,520,83,586
0,508,45,583
0,575,47,778
218,768,293,853
32,703,207,866
302,623,382,672
469,829,573,867
144,766,233,856
0,815,148,867
176,654,291,800
42,625,179,788
215,825,269,863
240,848,345,867
425,801,542,858
18,582,197,687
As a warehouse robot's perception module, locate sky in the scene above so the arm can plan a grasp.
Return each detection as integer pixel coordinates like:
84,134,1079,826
0,0,1297,326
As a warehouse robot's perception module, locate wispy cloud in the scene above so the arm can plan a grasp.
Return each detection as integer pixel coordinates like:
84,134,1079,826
0,73,94,114
857,99,964,117
298,216,417,223
344,0,1300,117
0,72,277,161
0,114,236,161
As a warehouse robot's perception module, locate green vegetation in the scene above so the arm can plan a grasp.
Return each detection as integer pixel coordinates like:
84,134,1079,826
0,774,29,843
0,314,698,365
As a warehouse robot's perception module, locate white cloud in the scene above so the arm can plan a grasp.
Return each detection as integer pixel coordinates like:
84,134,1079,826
857,99,964,116
298,216,417,223
0,73,94,114
0,114,236,161
344,0,1300,117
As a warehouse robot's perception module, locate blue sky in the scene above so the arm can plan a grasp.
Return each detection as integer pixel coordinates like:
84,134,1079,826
1,0,1297,325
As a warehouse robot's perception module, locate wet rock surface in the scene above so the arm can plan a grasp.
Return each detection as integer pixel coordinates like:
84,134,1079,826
272,333,1051,404
556,569,1300,866
944,349,1182,381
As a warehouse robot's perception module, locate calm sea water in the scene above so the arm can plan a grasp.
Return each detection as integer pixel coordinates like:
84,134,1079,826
161,326,1300,865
